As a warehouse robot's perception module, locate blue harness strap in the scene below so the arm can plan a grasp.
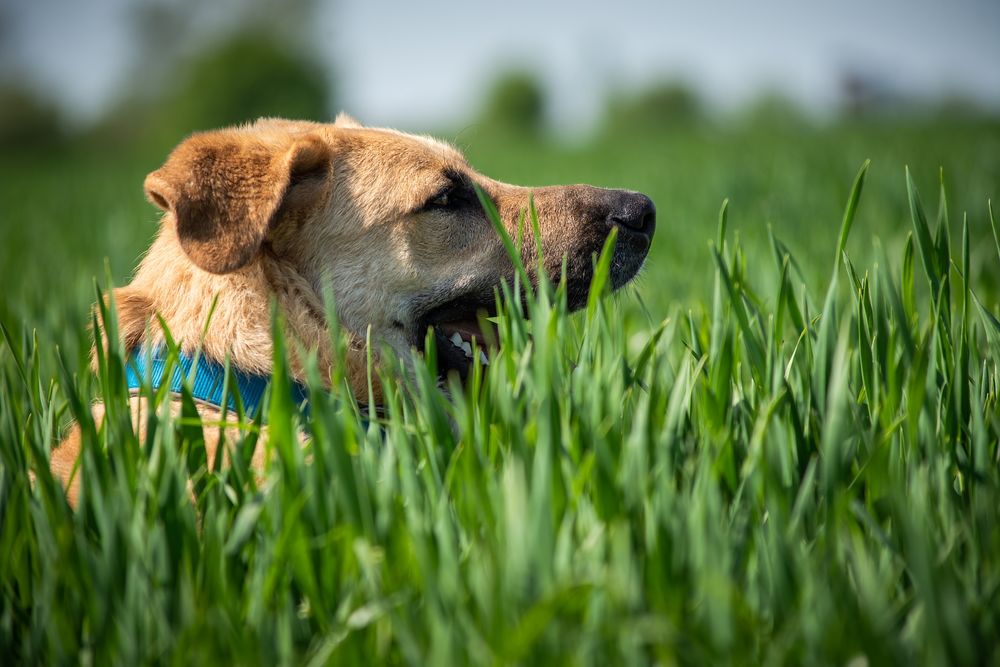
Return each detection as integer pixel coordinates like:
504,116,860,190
125,348,310,418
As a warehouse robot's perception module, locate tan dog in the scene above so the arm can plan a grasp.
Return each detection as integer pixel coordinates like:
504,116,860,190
51,114,656,504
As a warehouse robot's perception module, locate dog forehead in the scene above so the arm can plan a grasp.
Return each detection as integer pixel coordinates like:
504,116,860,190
244,117,468,174
393,130,464,163
339,126,467,171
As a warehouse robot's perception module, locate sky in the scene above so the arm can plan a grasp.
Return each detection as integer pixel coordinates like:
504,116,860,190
3,0,999,131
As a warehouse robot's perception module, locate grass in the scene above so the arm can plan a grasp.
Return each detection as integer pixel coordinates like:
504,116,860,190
2,120,1000,664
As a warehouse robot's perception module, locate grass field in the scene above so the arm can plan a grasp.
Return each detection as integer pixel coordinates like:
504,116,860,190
1,118,1000,664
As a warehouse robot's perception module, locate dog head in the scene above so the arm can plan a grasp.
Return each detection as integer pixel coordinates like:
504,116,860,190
140,115,655,382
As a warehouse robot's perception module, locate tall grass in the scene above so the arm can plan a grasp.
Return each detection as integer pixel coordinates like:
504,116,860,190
1,165,999,665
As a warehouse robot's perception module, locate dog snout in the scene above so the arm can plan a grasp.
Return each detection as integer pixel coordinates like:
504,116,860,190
607,192,656,240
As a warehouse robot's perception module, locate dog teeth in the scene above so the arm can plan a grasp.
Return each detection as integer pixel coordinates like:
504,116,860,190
479,350,489,365
446,331,483,362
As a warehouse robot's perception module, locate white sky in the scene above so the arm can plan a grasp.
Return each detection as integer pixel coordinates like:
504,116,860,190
4,0,999,130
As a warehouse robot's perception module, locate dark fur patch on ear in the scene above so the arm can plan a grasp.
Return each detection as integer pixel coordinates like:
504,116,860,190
173,143,278,273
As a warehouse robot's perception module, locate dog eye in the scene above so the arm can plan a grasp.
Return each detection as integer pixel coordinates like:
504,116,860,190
431,190,451,208
425,185,457,210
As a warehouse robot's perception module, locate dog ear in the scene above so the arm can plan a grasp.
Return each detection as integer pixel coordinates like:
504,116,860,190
334,112,363,128
144,131,330,274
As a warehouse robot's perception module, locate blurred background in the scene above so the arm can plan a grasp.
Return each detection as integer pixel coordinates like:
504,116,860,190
1,0,998,348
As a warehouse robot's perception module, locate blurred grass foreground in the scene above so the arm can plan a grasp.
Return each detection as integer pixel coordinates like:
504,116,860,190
1,25,1000,666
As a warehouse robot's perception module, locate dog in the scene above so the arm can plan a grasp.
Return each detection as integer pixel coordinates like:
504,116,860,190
50,114,656,505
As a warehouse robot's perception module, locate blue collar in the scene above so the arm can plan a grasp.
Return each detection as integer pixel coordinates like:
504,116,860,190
125,348,310,418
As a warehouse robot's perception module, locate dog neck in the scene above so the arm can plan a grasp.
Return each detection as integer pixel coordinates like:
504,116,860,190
111,224,378,402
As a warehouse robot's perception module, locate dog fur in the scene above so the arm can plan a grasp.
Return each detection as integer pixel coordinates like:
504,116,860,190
50,114,655,505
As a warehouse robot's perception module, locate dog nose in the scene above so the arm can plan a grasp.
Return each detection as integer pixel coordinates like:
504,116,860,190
607,193,656,238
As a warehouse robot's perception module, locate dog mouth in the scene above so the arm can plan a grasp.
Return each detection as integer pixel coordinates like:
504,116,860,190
415,292,500,382
411,223,652,382
412,248,644,382
429,319,496,380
